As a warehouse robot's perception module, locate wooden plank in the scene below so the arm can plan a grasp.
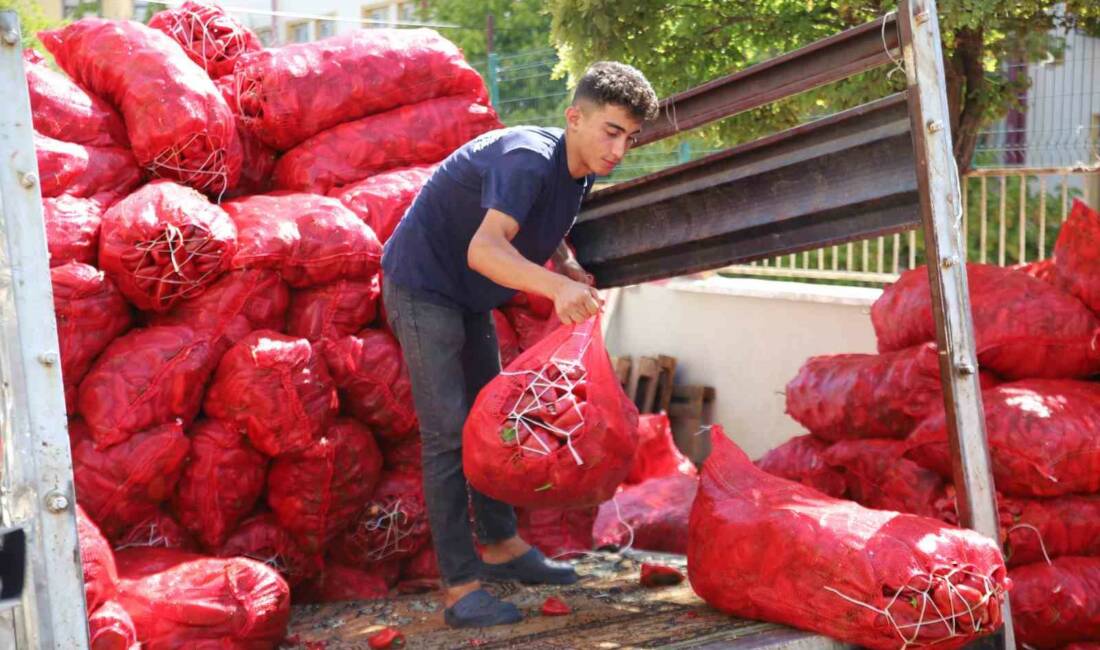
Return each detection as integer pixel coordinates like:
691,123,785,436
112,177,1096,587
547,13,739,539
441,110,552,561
611,356,631,389
655,355,678,413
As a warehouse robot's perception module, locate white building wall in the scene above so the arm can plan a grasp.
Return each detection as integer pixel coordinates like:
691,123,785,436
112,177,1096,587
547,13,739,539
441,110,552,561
604,278,881,461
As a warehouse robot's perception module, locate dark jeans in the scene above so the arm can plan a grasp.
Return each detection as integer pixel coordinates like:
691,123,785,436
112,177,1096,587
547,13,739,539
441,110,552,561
383,280,518,587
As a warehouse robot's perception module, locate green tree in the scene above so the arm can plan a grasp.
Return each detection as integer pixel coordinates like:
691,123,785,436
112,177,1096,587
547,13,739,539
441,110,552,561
547,0,1100,171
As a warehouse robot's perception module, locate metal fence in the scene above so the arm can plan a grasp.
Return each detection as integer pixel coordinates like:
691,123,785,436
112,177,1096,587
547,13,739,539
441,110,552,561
719,167,1100,285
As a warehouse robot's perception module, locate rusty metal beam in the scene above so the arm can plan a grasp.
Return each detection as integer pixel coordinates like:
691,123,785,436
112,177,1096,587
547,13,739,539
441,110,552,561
637,14,900,146
574,93,918,288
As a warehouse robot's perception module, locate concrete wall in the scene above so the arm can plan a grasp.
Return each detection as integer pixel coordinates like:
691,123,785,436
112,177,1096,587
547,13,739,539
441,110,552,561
604,277,881,461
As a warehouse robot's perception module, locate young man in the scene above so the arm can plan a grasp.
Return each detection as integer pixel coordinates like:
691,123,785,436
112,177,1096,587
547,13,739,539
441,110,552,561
380,62,659,628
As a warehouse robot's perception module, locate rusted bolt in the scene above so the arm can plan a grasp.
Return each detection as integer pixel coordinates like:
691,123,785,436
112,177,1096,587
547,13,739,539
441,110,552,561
941,256,957,268
19,172,37,189
927,120,944,133
1,31,18,47
958,362,976,376
45,491,69,513
37,352,57,366
914,11,930,25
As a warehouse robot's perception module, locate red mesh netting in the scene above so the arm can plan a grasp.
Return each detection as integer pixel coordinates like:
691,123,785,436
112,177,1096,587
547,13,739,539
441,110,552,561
172,419,268,551
463,318,638,509
23,48,128,148
71,418,190,540
871,263,1100,379
287,277,380,343
330,469,430,566
690,430,1010,649
98,181,237,312
593,474,697,554
203,330,337,457
77,325,217,448
273,95,501,193
148,1,262,79
230,28,488,150
35,132,140,199
907,379,1100,498
41,18,242,194
755,434,847,498
266,418,384,553
321,329,418,441
330,164,435,244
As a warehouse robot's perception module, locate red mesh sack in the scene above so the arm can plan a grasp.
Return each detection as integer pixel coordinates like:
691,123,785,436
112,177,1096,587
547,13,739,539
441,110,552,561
231,28,488,150
149,269,289,352
275,96,499,193
593,474,697,554
172,419,268,551
52,262,132,411
44,194,113,268
77,325,217,448
114,510,197,552
41,19,241,194
871,263,1100,379
493,309,521,367
500,304,559,352
379,435,421,472
217,513,321,587
148,1,262,79
400,545,439,581
71,419,190,540
115,548,290,649
223,193,381,287
1015,258,1068,290
331,469,430,566
690,430,1010,649
99,181,238,312
786,343,998,441
1001,495,1100,568
907,379,1100,497
23,48,128,148
506,288,555,320
330,165,434,244
516,506,596,560
754,434,847,498
35,132,141,200
1011,557,1100,648
287,277,380,343
463,317,638,508
274,96,501,193
624,413,696,485
78,504,118,613
321,329,417,441
88,600,139,650
1054,199,1100,313
822,439,946,518
214,77,277,198
267,418,383,553
295,564,391,604
204,330,337,457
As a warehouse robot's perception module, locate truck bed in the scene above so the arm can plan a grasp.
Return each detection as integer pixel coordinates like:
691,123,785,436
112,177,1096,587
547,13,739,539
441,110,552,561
282,550,849,649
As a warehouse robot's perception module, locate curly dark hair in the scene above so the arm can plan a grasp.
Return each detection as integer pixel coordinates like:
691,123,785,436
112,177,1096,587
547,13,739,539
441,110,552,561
572,61,659,122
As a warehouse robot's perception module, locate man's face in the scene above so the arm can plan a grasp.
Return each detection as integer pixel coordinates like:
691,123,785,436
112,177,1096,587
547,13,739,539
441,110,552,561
566,101,644,177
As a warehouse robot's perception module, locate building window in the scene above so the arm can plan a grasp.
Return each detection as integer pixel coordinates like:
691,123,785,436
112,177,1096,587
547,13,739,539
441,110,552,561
132,0,149,21
362,4,391,28
397,1,417,23
255,26,275,46
287,21,311,43
316,17,337,39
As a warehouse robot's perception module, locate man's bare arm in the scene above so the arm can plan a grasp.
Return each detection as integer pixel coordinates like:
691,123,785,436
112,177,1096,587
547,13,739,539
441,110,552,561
468,209,600,324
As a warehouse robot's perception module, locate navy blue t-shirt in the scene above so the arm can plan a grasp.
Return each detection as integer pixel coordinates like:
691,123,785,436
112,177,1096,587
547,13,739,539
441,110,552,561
381,126,594,313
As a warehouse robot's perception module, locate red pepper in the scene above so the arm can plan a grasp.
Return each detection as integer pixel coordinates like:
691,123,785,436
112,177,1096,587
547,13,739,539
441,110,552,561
541,596,571,616
368,627,405,649
640,563,684,587
550,402,585,433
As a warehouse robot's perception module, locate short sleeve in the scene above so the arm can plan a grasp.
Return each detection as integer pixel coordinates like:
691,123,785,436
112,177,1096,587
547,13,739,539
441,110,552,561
481,149,547,226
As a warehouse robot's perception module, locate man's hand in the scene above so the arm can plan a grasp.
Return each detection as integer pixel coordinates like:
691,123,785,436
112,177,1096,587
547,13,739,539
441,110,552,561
558,258,595,287
553,277,602,325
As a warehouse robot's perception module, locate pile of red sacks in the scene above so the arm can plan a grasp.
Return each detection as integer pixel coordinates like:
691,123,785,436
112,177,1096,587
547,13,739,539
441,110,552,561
759,197,1100,647
37,5,515,646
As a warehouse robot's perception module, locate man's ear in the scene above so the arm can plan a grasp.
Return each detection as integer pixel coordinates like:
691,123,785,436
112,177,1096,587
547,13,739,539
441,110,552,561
564,104,582,129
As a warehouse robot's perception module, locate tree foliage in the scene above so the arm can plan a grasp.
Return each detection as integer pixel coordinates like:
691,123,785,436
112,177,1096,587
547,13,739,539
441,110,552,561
0,0,64,49
547,0,1100,170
